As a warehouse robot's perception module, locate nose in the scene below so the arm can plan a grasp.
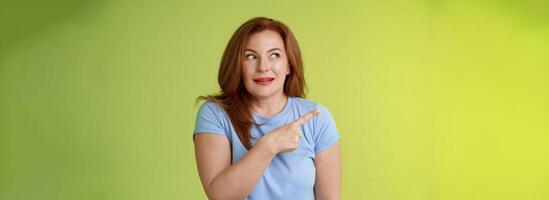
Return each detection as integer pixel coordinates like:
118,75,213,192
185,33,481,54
257,58,270,72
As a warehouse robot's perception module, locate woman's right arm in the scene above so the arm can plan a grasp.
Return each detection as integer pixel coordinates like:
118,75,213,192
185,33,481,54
194,133,277,200
193,109,320,200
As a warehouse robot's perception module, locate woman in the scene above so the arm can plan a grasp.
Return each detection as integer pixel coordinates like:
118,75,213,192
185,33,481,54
193,17,341,200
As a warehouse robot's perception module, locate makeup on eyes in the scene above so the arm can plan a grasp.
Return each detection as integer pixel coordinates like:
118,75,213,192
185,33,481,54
244,52,281,61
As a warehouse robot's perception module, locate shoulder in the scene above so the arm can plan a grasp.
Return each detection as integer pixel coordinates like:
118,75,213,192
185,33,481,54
197,101,228,119
198,101,223,111
194,101,231,137
291,97,332,115
292,97,340,151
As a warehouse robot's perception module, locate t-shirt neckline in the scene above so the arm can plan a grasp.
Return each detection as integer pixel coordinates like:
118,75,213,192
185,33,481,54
252,96,293,122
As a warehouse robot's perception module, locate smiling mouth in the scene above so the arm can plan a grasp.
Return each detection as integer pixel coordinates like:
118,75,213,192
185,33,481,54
253,77,275,86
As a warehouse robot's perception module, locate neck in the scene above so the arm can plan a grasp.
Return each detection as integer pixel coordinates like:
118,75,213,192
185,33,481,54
251,94,289,117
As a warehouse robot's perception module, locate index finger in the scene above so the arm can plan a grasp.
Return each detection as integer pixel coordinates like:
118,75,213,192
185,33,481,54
293,109,320,126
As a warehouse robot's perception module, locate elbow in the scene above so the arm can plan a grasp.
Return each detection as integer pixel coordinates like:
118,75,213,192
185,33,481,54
204,182,245,200
204,184,222,200
204,188,222,200
205,193,221,200
205,192,243,200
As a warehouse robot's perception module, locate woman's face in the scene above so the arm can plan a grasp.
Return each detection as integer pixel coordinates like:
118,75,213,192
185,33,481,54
242,30,290,100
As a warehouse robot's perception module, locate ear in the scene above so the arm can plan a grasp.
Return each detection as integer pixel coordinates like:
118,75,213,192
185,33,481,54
286,65,291,75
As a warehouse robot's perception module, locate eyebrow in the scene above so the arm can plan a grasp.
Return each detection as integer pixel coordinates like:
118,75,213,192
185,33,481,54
244,48,282,53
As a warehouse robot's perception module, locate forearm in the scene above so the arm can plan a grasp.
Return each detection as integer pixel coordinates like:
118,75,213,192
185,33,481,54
206,140,276,200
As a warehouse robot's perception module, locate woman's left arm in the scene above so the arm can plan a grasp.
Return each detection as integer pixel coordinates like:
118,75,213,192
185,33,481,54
314,142,341,200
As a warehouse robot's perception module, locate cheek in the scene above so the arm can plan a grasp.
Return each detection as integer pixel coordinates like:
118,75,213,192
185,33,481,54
241,64,254,79
272,62,290,75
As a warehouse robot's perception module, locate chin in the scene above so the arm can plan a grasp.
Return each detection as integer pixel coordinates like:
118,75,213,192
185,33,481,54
244,81,284,99
247,86,286,98
249,90,276,98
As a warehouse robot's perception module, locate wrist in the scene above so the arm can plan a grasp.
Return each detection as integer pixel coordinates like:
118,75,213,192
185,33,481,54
257,135,278,156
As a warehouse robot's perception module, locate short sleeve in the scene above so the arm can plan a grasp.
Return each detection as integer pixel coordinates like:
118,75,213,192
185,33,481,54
313,104,341,153
193,102,228,138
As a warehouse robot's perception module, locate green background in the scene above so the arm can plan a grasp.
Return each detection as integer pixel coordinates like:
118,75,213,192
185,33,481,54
1,0,548,199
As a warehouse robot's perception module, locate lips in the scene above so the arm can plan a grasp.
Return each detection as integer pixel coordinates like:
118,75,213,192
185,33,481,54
253,77,275,86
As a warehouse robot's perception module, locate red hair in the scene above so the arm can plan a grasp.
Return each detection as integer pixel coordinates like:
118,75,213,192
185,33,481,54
197,17,306,150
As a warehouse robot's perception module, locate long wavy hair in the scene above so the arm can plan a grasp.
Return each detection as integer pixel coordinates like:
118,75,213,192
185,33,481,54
196,17,306,150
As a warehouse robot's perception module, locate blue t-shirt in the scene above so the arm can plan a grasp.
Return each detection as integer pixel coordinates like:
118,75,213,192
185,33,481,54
193,97,340,200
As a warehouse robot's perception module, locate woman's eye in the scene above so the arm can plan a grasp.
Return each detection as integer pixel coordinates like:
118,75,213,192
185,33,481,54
245,54,256,60
270,53,280,59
